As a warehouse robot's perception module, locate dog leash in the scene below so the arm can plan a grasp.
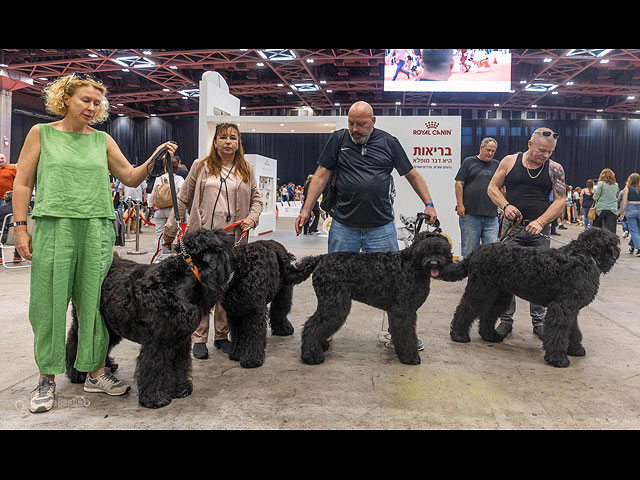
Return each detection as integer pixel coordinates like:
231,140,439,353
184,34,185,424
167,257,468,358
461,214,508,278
499,214,523,244
414,213,441,236
224,221,249,247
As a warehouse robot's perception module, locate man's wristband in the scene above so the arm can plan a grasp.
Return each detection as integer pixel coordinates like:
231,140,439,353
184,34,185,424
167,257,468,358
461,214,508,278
9,221,27,228
425,203,434,208
503,203,511,210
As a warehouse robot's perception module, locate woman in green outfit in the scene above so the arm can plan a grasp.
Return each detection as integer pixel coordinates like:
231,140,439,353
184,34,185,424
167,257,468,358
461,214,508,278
593,168,619,234
12,72,178,413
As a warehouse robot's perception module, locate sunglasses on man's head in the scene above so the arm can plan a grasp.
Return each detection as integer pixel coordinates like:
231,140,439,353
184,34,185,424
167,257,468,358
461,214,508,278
537,130,559,139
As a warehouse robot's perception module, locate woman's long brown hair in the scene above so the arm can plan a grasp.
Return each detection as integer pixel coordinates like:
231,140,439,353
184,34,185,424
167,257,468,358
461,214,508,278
201,123,251,183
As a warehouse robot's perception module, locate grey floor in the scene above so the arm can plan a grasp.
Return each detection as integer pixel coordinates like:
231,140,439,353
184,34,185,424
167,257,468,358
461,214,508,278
1,217,639,429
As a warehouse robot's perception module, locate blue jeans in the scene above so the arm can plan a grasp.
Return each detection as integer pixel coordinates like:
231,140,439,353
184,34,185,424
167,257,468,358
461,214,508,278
625,203,640,250
459,214,499,258
328,218,399,253
582,207,593,229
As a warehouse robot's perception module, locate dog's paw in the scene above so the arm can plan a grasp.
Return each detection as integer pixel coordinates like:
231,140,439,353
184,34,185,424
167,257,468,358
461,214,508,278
301,351,325,365
450,331,471,343
67,369,87,384
271,320,294,336
139,395,172,409
480,331,504,343
240,357,264,368
567,345,586,357
173,381,193,399
398,355,421,365
545,353,570,368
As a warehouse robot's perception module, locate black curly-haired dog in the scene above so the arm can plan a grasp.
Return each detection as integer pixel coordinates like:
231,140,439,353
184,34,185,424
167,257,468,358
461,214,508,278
65,229,236,408
298,231,453,366
221,238,317,369
441,227,620,368
66,229,315,408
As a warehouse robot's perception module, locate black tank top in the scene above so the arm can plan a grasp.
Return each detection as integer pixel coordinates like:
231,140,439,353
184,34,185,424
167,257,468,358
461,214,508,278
582,191,594,209
504,152,553,221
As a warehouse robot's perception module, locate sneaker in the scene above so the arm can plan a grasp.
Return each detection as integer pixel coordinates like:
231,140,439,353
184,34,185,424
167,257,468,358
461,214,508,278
193,342,209,359
84,371,130,396
635,249,640,257
495,322,513,338
623,231,629,238
558,225,567,230
630,246,635,254
13,256,22,263
29,377,56,413
214,339,231,354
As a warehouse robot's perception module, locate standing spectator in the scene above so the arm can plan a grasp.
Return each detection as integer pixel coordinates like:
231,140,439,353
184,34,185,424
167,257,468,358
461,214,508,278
580,179,596,229
12,72,177,413
149,156,185,244
163,122,262,359
454,137,500,258
0,153,17,206
295,101,438,351
593,168,619,234
618,172,640,256
487,127,566,339
302,174,320,234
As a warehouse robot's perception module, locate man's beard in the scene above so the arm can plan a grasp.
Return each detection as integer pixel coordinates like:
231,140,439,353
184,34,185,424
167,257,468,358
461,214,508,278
350,131,371,145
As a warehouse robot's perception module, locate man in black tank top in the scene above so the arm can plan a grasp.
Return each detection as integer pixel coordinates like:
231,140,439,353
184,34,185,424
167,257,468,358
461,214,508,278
487,128,567,339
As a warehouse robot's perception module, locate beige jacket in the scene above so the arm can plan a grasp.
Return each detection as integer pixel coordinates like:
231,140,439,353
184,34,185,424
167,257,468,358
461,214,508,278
164,158,262,244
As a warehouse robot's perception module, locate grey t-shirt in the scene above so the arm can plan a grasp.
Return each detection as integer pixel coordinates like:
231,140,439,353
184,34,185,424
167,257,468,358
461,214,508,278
455,155,499,217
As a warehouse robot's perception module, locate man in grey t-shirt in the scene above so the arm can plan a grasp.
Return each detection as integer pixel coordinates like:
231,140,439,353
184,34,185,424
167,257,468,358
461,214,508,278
454,137,499,258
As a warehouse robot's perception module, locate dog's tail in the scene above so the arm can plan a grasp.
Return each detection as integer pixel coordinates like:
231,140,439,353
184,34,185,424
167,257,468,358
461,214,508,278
438,257,470,282
282,254,322,285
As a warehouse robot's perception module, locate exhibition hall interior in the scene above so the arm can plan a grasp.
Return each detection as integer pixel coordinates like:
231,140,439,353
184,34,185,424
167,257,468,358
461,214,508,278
1,49,639,430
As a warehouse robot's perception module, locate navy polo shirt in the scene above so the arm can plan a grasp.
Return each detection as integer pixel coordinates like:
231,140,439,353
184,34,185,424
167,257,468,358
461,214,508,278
318,128,413,228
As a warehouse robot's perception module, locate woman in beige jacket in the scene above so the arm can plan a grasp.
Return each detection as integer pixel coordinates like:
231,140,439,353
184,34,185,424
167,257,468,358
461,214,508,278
164,123,262,359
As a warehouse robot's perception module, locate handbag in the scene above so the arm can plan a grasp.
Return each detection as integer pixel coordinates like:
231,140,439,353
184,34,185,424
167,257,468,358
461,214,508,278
588,196,598,220
320,129,349,212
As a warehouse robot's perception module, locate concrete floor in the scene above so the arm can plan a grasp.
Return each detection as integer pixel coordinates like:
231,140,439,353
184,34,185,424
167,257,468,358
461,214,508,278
1,218,639,430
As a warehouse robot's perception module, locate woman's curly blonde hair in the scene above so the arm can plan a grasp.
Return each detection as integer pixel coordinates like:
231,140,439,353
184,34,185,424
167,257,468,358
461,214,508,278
42,73,110,124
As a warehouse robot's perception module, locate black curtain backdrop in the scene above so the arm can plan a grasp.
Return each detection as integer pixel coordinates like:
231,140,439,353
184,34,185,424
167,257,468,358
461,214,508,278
9,113,640,190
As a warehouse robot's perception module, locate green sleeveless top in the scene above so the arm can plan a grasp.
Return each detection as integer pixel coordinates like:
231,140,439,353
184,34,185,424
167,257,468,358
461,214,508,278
31,124,115,220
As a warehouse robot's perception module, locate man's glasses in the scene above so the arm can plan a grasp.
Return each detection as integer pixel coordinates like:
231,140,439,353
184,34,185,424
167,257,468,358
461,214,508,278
536,130,559,139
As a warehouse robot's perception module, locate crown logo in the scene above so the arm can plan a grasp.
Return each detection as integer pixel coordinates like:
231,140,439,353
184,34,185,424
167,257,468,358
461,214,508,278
425,121,439,129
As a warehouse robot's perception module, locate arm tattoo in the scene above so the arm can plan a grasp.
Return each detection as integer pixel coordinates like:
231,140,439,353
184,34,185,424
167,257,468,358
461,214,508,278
549,160,566,198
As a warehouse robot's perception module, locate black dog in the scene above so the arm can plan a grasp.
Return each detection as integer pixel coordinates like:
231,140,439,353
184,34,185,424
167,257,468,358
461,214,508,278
66,229,235,409
299,231,453,366
441,227,620,368
221,239,317,369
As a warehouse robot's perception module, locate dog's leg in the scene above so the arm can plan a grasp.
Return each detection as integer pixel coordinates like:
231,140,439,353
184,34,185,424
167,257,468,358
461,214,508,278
172,337,194,399
478,292,512,342
301,295,352,365
269,284,294,336
229,309,267,368
65,307,85,384
567,314,586,357
388,310,421,365
542,302,572,368
450,287,482,343
136,343,172,408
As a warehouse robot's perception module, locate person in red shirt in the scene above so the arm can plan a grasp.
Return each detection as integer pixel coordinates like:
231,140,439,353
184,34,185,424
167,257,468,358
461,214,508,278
0,153,17,206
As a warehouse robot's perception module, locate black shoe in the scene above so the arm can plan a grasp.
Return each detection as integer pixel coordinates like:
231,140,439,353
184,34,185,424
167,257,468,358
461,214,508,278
533,325,544,340
495,322,513,338
193,343,209,359
214,339,231,354
558,225,567,230
550,232,561,236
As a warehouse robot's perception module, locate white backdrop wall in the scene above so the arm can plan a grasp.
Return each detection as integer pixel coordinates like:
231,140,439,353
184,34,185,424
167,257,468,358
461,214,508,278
376,116,461,258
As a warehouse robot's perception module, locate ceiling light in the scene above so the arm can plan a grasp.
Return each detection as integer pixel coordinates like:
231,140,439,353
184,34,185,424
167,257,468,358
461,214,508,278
525,83,557,92
179,88,199,98
290,83,320,92
628,96,636,100
257,49,297,61
566,49,613,58
111,56,156,68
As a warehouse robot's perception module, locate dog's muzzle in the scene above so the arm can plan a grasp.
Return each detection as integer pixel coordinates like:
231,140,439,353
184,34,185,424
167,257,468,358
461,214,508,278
428,260,441,278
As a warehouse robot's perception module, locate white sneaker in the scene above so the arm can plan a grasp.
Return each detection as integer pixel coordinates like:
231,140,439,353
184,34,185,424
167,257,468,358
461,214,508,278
29,377,56,413
84,371,131,396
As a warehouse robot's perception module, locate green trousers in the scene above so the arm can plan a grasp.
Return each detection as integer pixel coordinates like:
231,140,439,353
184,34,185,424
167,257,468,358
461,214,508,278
29,217,115,375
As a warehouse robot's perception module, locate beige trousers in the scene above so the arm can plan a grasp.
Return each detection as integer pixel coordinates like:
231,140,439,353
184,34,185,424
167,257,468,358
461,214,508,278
191,301,230,344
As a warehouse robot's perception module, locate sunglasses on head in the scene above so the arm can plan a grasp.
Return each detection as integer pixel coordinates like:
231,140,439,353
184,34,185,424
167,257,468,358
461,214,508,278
537,130,559,139
64,72,100,89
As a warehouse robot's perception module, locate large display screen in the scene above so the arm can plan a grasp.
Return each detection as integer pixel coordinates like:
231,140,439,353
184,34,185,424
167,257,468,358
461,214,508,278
384,49,512,93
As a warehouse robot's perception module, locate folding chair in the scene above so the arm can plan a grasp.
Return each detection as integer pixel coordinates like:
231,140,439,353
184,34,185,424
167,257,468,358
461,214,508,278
1,213,34,269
